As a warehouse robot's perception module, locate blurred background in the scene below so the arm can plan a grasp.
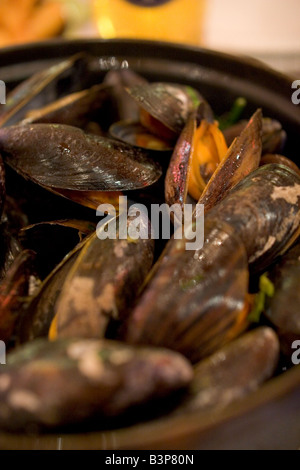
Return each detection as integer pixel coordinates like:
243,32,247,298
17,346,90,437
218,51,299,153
0,0,299,76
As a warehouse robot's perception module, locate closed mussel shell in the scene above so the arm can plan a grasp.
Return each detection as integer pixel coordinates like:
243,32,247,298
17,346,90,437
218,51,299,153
208,164,300,273
53,210,154,339
173,327,279,414
264,241,300,360
124,218,250,363
0,338,193,432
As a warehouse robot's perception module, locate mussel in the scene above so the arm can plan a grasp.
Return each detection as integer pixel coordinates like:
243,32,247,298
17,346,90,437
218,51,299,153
0,123,162,209
21,84,112,131
197,109,262,211
165,108,262,212
0,54,298,438
264,241,300,361
173,327,279,414
123,218,251,363
208,164,300,272
0,338,192,431
0,250,36,344
0,54,90,127
17,235,92,343
109,120,173,152
223,117,287,155
126,82,201,140
52,210,154,340
124,164,300,362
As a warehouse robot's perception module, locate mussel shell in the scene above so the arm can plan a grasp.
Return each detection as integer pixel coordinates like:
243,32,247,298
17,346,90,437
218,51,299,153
198,109,262,212
21,84,111,129
0,250,36,344
0,338,192,431
127,82,200,134
264,242,300,335
54,212,154,339
16,237,89,344
19,219,95,279
173,327,279,414
0,124,162,206
208,164,300,273
260,154,300,177
124,218,250,363
0,54,89,128
165,114,195,210
223,118,286,155
103,69,148,122
109,120,173,151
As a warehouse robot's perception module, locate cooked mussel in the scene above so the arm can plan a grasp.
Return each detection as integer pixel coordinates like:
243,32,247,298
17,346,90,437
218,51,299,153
103,68,148,122
196,109,262,211
19,219,95,279
208,164,300,272
52,210,154,339
126,82,201,139
0,338,192,431
165,108,262,213
109,120,173,151
260,153,300,177
173,327,279,414
21,84,111,130
0,54,89,128
0,249,36,344
0,123,162,209
223,117,286,155
165,114,195,210
123,218,251,363
16,234,92,344
264,241,300,360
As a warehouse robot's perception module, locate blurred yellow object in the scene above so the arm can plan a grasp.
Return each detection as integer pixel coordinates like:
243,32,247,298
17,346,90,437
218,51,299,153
93,0,205,46
0,0,65,47
188,120,228,201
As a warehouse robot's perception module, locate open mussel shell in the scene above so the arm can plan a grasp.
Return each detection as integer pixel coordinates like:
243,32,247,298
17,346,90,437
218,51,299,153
198,109,262,212
109,120,173,152
165,114,195,211
53,212,154,339
21,84,112,130
19,219,95,279
103,69,148,122
173,327,279,415
0,54,89,128
0,249,36,344
126,82,201,136
0,124,162,209
16,236,91,344
223,118,287,155
124,218,250,363
0,338,193,432
264,242,300,349
208,164,300,273
0,195,29,282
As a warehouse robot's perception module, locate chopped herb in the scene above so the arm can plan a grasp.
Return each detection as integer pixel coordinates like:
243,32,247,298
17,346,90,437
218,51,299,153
248,273,275,323
186,86,201,108
218,97,247,130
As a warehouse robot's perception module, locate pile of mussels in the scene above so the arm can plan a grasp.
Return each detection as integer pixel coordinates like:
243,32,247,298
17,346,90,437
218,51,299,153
0,53,299,434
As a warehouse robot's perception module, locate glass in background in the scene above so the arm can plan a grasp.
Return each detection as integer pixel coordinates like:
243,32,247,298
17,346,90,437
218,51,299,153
93,0,206,46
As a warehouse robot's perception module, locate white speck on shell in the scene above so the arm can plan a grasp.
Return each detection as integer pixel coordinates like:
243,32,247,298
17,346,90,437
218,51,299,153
0,374,11,392
8,390,40,412
271,183,300,205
